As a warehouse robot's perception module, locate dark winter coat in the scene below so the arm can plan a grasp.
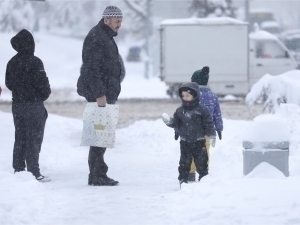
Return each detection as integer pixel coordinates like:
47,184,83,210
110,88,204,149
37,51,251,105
167,82,216,142
199,85,223,131
5,29,51,103
77,19,123,102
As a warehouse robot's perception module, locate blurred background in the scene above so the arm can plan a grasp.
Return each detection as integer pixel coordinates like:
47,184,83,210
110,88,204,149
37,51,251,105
1,0,299,77
0,0,299,123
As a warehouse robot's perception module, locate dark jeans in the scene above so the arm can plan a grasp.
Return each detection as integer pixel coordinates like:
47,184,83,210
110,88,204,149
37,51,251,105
12,102,48,177
178,140,208,181
88,146,108,177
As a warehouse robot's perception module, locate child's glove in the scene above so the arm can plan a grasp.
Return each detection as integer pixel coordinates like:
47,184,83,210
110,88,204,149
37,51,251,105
210,137,216,147
162,113,171,124
217,130,222,140
174,131,179,140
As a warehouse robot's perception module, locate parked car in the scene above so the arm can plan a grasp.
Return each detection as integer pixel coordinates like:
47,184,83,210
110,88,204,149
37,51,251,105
280,29,300,68
126,46,141,62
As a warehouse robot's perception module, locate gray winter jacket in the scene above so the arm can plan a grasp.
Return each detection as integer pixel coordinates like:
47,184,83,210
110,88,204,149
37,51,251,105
167,82,216,142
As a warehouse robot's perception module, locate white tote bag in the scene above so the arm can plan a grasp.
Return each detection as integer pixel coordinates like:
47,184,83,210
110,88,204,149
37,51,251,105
80,103,119,148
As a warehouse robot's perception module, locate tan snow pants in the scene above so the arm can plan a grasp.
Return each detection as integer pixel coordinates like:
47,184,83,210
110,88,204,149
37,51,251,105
190,136,210,173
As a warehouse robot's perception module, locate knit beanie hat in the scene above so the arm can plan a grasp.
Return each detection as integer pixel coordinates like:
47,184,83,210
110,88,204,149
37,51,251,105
191,66,210,85
179,87,197,99
102,6,123,18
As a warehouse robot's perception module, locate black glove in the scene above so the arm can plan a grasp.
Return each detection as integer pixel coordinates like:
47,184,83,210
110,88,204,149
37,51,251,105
217,130,222,140
202,66,209,75
174,131,179,140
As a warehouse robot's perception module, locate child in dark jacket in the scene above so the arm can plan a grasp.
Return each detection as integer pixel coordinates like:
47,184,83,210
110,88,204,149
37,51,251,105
162,82,216,184
187,66,224,181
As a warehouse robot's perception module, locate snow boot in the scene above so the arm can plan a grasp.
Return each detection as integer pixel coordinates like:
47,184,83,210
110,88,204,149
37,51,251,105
188,173,196,182
92,176,119,186
102,175,119,186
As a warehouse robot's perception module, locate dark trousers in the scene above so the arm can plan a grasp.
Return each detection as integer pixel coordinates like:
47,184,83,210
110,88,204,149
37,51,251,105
12,102,48,178
88,146,108,178
178,140,208,181
87,99,115,178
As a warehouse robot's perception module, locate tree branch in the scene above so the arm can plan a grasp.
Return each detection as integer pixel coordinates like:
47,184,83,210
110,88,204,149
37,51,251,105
123,0,147,19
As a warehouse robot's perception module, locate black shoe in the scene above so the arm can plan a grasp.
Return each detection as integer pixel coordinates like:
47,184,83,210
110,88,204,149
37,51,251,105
92,176,119,186
36,175,51,183
88,175,119,186
188,173,196,182
102,175,119,185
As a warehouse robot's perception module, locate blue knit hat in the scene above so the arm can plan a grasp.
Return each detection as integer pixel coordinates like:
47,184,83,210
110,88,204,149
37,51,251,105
102,6,123,18
191,66,210,85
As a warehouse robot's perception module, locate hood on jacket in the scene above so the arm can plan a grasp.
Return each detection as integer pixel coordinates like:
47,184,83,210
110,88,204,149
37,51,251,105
178,82,200,106
179,82,200,99
11,29,35,54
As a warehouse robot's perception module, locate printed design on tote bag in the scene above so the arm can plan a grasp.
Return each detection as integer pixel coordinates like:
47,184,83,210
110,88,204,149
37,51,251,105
81,103,119,148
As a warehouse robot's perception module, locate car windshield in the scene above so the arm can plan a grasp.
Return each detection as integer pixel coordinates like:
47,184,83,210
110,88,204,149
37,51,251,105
285,38,300,51
262,27,280,34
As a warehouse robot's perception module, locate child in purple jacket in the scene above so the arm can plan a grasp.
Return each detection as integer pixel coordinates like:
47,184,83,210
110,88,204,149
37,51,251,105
188,66,223,181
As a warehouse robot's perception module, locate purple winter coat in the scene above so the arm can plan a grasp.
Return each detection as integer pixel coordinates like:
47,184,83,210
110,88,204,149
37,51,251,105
199,85,223,132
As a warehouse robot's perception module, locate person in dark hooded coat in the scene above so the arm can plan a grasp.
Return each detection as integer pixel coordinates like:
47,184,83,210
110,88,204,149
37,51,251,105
77,6,124,186
5,29,51,182
162,82,216,185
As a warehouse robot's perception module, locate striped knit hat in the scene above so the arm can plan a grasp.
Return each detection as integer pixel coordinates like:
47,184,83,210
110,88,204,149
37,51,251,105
102,6,123,18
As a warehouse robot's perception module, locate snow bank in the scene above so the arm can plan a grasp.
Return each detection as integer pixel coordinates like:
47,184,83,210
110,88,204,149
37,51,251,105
243,114,289,143
245,70,300,113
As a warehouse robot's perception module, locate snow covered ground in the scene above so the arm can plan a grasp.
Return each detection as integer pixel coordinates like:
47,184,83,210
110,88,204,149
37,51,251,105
1,32,300,225
1,106,300,225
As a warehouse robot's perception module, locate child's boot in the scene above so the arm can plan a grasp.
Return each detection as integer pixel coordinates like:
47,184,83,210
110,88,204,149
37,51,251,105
188,172,196,182
198,172,208,181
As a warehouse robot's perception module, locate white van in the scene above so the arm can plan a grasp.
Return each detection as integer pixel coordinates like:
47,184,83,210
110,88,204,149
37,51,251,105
159,17,298,96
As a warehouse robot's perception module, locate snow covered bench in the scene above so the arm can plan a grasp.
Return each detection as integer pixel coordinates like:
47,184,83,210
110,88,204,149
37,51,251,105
242,114,290,177
243,141,289,177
